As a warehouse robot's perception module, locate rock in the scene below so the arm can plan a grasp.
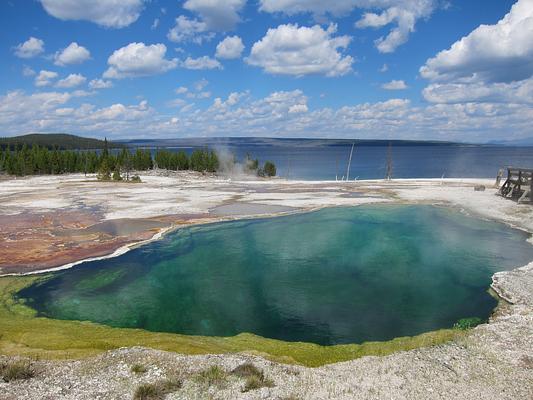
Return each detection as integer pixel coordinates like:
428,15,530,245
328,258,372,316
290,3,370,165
474,185,486,191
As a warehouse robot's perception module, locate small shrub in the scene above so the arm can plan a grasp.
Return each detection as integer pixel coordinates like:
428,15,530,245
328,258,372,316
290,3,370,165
133,383,160,400
98,172,111,181
131,364,147,374
1,359,34,382
242,374,274,392
159,377,182,392
232,362,262,378
195,365,227,387
453,317,483,330
132,379,182,400
112,168,122,181
263,161,276,177
231,363,274,393
130,175,142,183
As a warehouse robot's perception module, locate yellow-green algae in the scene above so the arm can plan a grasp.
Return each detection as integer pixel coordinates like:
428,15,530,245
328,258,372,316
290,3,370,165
0,275,464,367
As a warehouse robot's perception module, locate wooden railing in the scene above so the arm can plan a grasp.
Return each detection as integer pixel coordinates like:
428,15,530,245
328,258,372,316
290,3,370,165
499,167,533,203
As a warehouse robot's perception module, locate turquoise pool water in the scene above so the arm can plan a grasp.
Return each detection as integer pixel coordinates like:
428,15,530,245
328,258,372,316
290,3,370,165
19,205,533,345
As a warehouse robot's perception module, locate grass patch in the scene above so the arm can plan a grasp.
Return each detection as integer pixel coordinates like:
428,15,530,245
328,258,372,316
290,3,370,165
194,365,227,387
133,383,160,400
243,374,275,392
232,362,263,378
453,317,483,330
1,359,34,382
131,364,147,374
0,275,466,367
232,362,274,392
158,377,182,392
133,379,182,400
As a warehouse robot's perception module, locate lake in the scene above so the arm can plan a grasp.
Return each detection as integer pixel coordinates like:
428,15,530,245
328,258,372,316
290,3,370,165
122,137,533,180
18,205,533,345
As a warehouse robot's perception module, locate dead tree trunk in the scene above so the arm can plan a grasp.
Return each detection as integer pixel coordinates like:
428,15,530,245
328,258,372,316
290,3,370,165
385,142,393,180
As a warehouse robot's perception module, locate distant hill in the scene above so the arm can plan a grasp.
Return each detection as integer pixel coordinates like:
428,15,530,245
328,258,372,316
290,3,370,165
487,137,533,146
119,137,463,148
0,133,123,150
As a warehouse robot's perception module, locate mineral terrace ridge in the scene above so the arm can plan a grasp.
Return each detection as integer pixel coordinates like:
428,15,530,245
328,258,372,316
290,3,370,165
1,171,532,399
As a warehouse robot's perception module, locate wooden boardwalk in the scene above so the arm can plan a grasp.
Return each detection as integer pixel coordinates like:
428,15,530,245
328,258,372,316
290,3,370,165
499,167,533,203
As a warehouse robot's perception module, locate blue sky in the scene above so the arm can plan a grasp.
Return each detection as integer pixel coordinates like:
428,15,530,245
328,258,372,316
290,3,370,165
1,0,531,142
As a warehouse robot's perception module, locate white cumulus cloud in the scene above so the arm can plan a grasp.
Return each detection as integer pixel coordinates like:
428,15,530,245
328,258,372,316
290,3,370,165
14,37,45,58
54,42,91,66
22,66,36,77
55,73,87,88
35,70,58,87
0,91,71,121
420,0,533,83
194,78,209,91
180,56,222,70
262,90,308,112
288,104,308,113
39,0,145,28
423,78,533,105
216,36,244,59
197,91,212,99
246,24,353,77
183,0,246,31
167,15,214,44
212,91,248,109
382,80,408,90
259,0,355,17
104,43,178,79
355,1,436,53
89,79,113,89
259,1,438,53
2,89,532,142
226,91,246,106
167,98,188,108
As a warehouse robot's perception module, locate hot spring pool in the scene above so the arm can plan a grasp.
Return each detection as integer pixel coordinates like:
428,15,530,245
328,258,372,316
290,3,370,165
18,205,533,345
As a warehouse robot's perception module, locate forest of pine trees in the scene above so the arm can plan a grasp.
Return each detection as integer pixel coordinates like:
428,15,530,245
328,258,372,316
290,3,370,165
0,137,285,179
0,142,219,177
153,149,219,173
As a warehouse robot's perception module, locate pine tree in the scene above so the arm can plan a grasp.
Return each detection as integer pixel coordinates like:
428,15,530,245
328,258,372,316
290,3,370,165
102,137,109,159
97,157,111,180
263,161,276,177
176,151,189,170
112,165,122,181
